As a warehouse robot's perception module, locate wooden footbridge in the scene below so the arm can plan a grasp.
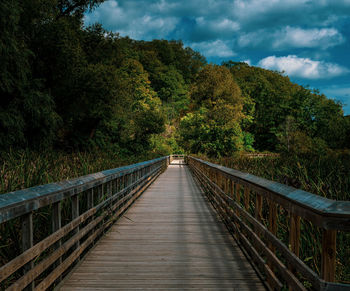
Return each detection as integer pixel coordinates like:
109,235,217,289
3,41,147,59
0,155,349,290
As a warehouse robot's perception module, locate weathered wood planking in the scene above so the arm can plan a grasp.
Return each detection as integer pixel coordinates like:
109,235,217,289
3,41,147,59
59,164,265,291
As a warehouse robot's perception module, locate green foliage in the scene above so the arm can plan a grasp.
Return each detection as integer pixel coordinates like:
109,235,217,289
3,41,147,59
224,61,348,152
179,65,251,157
0,0,61,149
1,0,349,160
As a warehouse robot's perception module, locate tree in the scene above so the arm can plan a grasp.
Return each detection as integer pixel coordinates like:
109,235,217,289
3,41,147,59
179,65,251,157
225,61,347,152
0,0,60,149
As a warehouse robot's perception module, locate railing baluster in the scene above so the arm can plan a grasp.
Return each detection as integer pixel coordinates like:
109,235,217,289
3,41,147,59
321,229,336,282
268,200,278,271
230,179,234,198
21,212,34,291
235,184,241,205
87,188,94,210
71,194,80,256
289,213,300,257
244,186,250,210
52,201,62,283
255,194,263,222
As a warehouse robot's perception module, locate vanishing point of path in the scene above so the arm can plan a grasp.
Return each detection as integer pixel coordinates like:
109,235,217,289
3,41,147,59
59,163,266,290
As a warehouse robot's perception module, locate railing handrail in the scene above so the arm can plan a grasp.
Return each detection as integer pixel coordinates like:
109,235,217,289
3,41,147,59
187,156,349,289
189,156,350,230
0,156,169,224
0,155,171,290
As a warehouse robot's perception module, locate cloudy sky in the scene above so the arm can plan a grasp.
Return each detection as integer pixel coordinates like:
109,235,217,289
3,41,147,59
85,0,350,114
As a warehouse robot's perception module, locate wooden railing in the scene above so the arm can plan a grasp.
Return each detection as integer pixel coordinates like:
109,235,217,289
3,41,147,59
188,156,350,291
0,156,170,290
169,154,186,163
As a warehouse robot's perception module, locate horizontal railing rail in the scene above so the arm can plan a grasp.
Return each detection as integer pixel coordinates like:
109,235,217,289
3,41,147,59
188,156,350,291
0,156,171,290
169,154,187,164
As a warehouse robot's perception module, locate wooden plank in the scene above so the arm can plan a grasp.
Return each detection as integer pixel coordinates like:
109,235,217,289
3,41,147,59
59,165,265,291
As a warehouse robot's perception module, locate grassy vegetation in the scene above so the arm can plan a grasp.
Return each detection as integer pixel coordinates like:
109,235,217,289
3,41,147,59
199,151,350,283
214,150,350,201
0,149,162,195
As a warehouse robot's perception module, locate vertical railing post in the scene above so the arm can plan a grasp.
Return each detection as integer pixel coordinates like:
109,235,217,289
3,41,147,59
244,186,250,211
254,193,263,238
235,184,241,206
255,194,263,222
230,179,234,198
268,201,277,246
289,213,300,257
288,212,301,291
321,229,336,282
87,188,94,210
71,194,79,256
97,184,102,204
52,201,62,283
268,200,278,272
226,178,230,195
21,212,34,291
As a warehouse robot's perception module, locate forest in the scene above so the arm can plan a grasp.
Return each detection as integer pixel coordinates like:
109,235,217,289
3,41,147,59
2,0,350,158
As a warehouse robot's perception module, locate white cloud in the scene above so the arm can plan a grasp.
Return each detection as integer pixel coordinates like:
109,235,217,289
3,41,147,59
258,55,349,79
239,26,344,49
273,26,344,49
232,0,350,28
195,17,240,32
190,40,236,57
84,1,179,40
243,59,251,65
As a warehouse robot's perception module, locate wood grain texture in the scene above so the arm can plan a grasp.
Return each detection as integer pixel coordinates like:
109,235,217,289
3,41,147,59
59,165,265,291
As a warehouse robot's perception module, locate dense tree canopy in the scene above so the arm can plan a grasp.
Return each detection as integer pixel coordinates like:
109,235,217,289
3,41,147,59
179,65,252,157
224,61,348,154
1,1,349,157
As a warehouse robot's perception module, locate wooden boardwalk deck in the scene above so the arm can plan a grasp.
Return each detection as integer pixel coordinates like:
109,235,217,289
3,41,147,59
59,163,265,291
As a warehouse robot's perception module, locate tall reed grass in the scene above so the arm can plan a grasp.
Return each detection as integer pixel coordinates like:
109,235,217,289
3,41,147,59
0,149,161,195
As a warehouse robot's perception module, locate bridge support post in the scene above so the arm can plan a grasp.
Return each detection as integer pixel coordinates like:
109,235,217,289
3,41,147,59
52,201,62,283
71,194,80,260
289,213,300,257
244,187,250,211
321,229,336,282
21,212,34,291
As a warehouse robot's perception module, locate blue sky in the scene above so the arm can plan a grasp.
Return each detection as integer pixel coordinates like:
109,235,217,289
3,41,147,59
85,0,350,114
